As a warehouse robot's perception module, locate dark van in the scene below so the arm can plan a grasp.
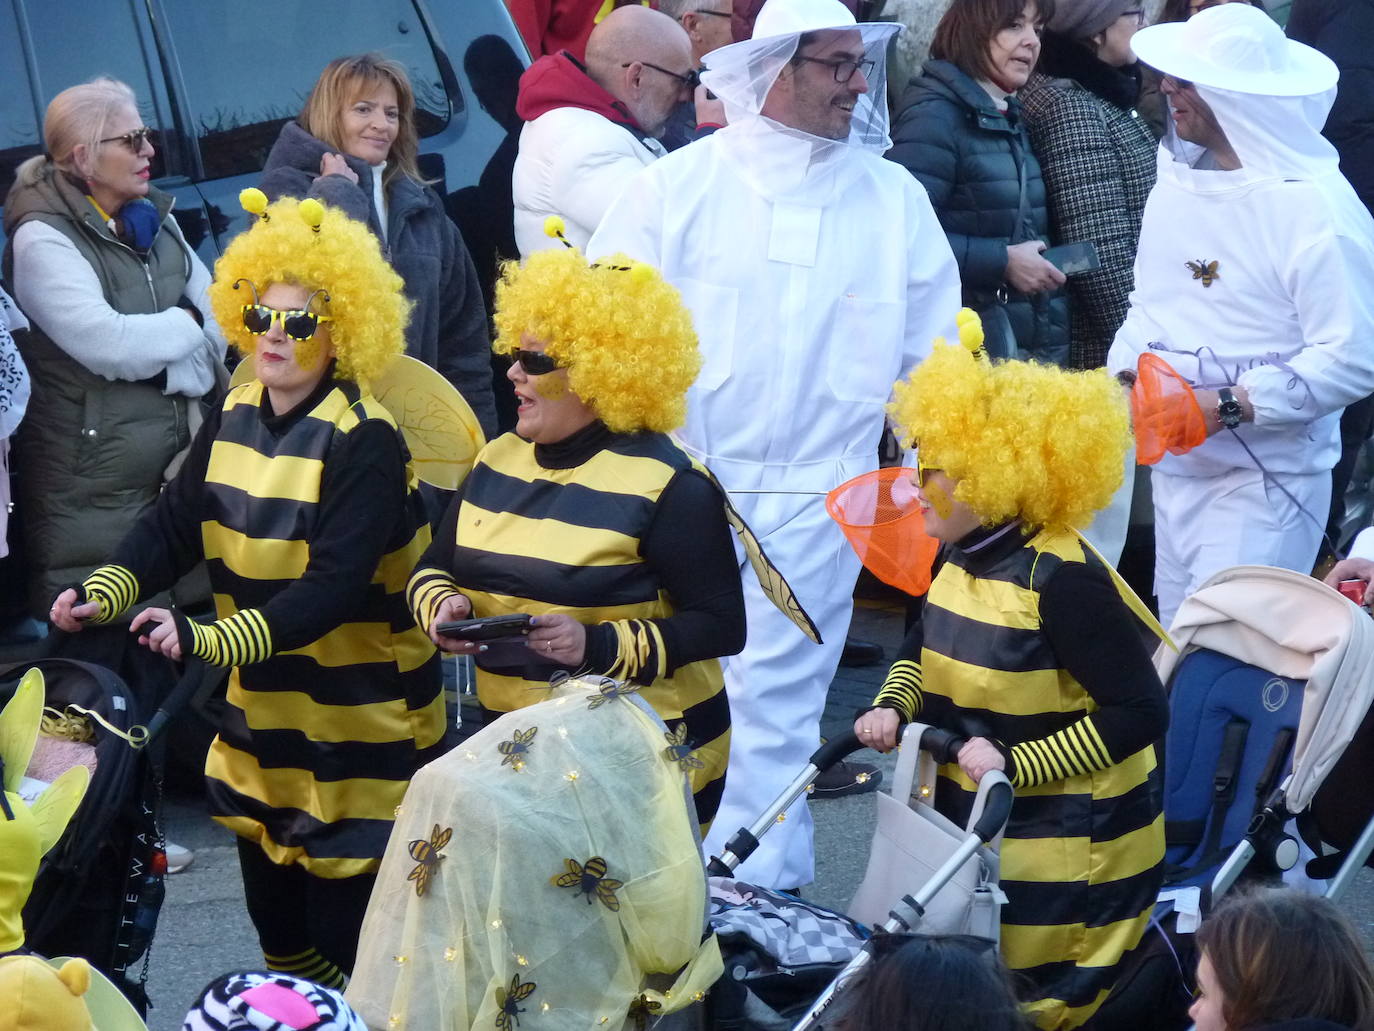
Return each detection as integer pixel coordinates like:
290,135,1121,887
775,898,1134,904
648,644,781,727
1,0,528,298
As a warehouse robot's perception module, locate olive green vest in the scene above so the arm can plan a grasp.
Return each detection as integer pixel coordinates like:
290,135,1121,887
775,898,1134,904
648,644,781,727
3,166,194,616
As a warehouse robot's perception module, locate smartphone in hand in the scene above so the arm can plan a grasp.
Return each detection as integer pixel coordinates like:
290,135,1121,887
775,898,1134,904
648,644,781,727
436,614,533,642
1042,241,1101,276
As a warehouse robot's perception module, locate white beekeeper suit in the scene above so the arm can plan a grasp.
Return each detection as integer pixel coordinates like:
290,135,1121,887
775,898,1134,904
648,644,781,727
589,0,960,888
1106,4,1374,626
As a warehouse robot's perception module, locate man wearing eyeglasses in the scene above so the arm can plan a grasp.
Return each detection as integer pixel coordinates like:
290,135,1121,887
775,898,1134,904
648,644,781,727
512,4,695,255
1106,3,1374,625
589,0,960,891
658,0,736,150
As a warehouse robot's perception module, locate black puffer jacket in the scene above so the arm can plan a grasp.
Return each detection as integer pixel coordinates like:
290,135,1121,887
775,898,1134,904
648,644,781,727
888,60,1069,365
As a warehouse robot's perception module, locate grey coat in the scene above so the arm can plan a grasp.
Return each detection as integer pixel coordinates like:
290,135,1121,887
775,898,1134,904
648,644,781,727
261,121,497,437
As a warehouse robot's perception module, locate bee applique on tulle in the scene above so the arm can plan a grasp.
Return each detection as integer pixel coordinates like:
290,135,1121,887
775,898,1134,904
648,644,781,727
1186,259,1220,287
627,994,663,1030
663,724,705,773
494,974,537,1030
586,679,641,710
552,855,623,911
497,727,537,769
406,824,452,897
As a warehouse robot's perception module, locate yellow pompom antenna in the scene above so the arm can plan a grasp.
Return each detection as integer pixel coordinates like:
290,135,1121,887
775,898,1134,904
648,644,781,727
543,214,574,250
298,198,325,235
956,307,987,363
240,187,269,221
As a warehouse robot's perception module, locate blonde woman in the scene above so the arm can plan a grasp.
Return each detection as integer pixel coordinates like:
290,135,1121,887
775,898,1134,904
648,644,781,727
2,76,225,622
260,53,497,437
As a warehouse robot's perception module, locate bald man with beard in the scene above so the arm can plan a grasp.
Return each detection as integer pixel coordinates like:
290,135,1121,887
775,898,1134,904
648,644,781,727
512,5,695,254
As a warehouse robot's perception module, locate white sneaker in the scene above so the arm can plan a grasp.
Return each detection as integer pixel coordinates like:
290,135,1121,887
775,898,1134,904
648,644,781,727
165,841,195,875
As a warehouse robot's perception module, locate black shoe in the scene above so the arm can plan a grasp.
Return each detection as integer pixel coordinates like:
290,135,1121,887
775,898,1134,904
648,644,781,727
812,759,882,799
839,636,884,668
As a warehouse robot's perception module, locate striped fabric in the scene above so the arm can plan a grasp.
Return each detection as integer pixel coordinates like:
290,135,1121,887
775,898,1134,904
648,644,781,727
181,971,364,1031
916,529,1163,1030
409,430,730,829
199,381,444,878
82,564,139,623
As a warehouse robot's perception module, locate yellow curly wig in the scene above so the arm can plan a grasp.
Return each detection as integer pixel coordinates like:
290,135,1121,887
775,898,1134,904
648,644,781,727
209,194,411,385
890,343,1131,532
491,248,701,434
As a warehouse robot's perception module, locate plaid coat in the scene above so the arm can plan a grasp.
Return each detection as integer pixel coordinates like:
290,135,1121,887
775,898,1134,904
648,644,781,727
1021,60,1157,369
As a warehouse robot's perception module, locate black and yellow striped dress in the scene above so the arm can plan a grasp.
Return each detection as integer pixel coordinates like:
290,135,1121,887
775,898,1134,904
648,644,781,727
875,527,1165,1030
199,381,445,878
409,427,736,829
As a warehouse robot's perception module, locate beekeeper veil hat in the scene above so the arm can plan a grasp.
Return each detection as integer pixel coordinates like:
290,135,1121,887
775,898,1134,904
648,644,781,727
700,0,901,153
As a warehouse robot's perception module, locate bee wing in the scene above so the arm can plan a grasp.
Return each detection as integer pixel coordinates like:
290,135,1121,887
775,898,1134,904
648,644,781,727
517,727,537,744
1207,261,1218,274
513,981,537,1001
495,987,508,1008
597,880,624,911
432,826,453,850
410,863,431,897
552,857,584,887
682,754,706,771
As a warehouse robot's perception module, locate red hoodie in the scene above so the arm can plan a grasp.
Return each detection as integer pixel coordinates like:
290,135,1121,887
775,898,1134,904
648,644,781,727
515,51,644,131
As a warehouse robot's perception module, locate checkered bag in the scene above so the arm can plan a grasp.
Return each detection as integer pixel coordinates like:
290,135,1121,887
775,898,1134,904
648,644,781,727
706,878,869,1030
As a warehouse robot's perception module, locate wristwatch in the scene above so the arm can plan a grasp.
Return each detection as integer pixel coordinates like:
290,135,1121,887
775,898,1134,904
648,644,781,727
1216,387,1243,430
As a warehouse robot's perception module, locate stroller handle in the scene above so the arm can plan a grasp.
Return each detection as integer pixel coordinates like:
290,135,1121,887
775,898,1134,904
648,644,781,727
974,775,1014,844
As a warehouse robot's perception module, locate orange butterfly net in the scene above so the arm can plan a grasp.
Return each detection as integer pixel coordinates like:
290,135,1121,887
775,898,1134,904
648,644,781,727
1132,352,1207,465
826,466,940,597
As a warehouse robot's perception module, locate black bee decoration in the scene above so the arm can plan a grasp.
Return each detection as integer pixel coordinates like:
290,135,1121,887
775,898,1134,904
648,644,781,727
497,726,537,768
1186,259,1220,287
494,974,537,1030
586,679,641,710
627,993,663,1030
406,824,452,897
662,724,705,773
552,855,624,911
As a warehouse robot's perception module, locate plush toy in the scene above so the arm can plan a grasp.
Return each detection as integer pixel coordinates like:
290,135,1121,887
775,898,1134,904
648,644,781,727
0,669,90,954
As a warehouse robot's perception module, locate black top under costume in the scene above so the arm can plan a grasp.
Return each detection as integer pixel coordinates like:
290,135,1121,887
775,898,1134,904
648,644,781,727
83,370,445,877
871,523,1167,1030
409,421,744,828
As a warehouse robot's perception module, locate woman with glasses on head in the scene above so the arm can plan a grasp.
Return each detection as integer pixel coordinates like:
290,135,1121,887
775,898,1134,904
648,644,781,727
888,0,1070,365
1019,0,1157,370
50,193,445,987
407,239,747,833
2,76,226,628
260,53,497,441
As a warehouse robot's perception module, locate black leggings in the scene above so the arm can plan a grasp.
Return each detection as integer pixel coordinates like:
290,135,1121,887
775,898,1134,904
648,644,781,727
235,838,377,977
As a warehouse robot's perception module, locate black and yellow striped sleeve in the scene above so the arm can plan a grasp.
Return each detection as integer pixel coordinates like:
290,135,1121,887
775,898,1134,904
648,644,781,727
1016,559,1168,790
175,608,273,667
872,659,924,722
407,567,464,634
80,565,140,624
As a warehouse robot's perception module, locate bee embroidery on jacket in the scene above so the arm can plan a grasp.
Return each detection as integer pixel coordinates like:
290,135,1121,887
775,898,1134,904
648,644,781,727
494,974,537,1030
1186,259,1220,287
552,855,624,911
663,724,705,773
497,727,537,769
406,824,453,897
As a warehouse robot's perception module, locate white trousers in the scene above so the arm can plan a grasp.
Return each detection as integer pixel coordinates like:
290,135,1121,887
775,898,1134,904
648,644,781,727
1152,466,1330,627
701,494,860,890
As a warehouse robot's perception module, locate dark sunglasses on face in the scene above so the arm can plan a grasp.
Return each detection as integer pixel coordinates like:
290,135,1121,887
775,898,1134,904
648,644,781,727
624,60,702,90
792,54,876,84
242,304,332,341
509,348,562,376
100,126,155,152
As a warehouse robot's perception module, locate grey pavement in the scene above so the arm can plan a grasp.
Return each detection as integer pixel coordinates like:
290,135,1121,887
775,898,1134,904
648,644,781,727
141,585,1374,1028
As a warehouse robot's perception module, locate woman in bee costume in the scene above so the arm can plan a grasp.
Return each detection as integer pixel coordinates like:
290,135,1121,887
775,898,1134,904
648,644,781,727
852,323,1169,1030
407,228,802,832
50,192,445,987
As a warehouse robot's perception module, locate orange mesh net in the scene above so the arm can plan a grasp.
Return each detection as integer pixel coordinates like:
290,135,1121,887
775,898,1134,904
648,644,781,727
1132,352,1207,465
826,467,940,597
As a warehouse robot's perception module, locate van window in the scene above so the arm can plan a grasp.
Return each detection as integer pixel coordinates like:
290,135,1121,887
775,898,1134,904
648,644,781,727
3,3,166,201
162,0,453,181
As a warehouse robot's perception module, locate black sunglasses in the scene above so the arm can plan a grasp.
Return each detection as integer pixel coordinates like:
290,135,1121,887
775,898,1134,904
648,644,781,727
793,54,875,84
509,348,562,376
99,126,155,152
242,304,333,342
624,60,702,90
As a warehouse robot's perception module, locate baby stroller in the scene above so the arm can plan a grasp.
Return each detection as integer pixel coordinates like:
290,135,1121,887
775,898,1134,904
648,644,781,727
1091,564,1374,1030
0,654,204,1013
346,675,1014,1031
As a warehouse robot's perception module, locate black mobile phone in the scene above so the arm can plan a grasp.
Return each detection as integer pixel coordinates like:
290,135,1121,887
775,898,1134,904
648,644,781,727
1042,241,1102,276
436,614,533,642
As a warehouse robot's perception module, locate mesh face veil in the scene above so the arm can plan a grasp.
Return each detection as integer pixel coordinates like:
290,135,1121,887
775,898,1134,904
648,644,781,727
699,0,901,156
